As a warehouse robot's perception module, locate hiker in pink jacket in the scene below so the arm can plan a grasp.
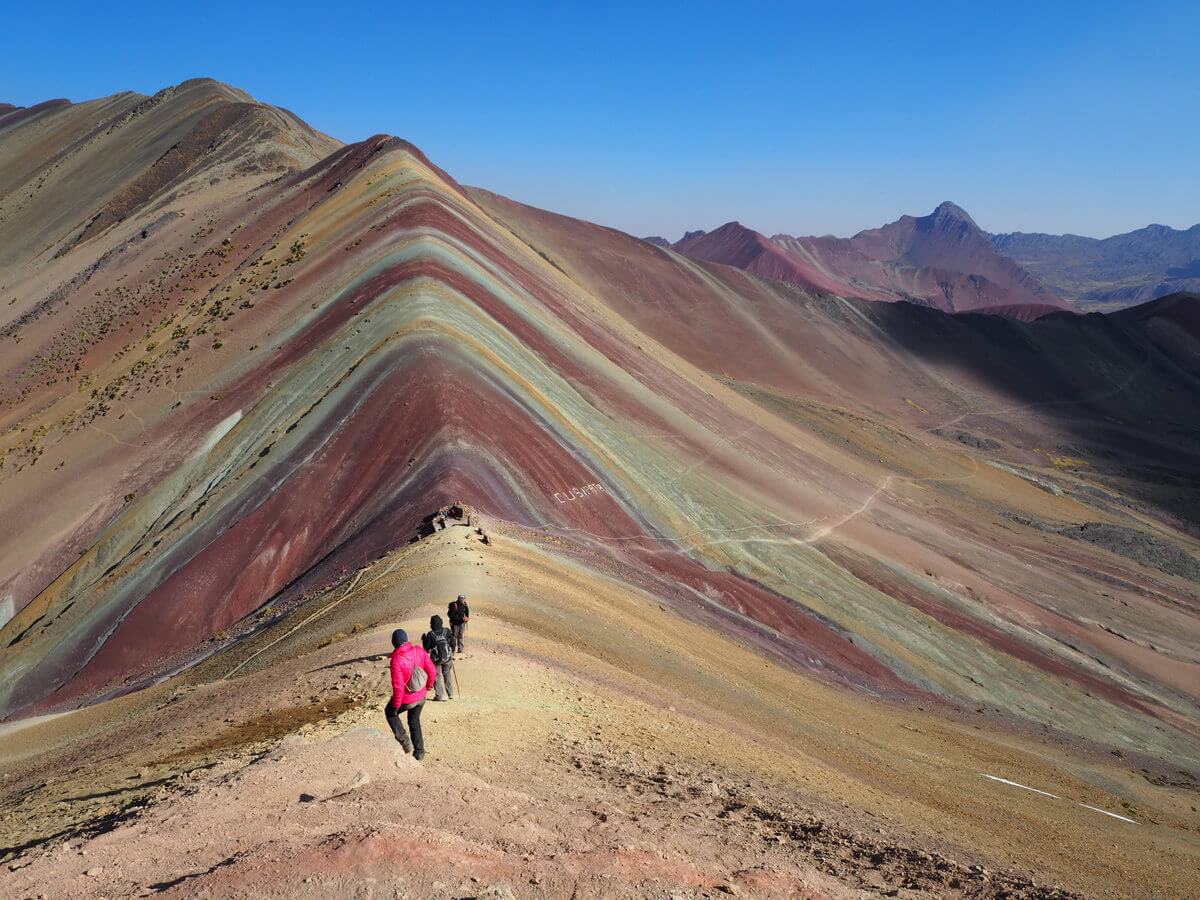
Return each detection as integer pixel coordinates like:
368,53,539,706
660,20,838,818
385,628,438,760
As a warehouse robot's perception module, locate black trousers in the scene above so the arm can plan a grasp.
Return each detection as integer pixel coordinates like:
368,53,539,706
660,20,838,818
433,662,454,700
384,700,424,754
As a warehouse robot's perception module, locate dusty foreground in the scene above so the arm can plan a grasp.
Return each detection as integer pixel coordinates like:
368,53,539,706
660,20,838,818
2,527,1197,899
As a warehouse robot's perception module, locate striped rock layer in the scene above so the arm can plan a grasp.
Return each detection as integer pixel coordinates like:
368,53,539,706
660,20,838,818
1,82,1198,773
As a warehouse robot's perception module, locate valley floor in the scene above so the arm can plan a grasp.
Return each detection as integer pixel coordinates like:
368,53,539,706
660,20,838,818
2,526,1197,899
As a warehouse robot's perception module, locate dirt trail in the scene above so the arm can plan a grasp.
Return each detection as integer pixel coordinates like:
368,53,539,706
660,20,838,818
1,527,1197,898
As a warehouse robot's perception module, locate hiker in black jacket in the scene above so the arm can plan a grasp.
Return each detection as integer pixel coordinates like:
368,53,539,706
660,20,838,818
448,594,469,654
422,615,456,701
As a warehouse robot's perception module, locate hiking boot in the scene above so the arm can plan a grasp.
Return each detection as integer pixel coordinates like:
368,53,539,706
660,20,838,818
413,750,426,761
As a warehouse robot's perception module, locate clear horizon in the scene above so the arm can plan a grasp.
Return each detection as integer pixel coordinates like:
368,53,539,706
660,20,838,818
5,1,1197,241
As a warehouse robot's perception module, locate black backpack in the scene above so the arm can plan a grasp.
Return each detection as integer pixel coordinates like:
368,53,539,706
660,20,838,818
424,629,453,665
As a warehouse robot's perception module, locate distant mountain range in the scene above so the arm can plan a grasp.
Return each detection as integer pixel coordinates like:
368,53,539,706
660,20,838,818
651,207,1200,317
991,223,1200,311
651,202,1070,320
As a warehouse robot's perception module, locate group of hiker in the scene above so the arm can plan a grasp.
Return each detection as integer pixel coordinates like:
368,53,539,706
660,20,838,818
383,593,470,760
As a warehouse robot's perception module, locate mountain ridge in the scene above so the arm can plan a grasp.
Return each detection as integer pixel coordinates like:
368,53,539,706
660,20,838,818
991,222,1200,310
660,208,1200,315
1,79,1198,898
0,78,340,269
670,203,1070,319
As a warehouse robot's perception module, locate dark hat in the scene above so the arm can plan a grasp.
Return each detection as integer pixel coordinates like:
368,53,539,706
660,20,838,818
430,614,443,630
391,628,408,648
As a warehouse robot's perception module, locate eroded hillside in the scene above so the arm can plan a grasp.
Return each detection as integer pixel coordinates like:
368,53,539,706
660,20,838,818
1,80,1198,899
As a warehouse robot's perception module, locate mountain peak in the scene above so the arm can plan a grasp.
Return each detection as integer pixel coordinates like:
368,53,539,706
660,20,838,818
929,201,978,228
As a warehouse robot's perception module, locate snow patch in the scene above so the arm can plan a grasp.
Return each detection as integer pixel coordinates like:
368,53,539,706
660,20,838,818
0,594,13,629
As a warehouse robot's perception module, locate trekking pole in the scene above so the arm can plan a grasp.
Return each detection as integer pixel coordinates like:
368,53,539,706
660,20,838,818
451,658,461,696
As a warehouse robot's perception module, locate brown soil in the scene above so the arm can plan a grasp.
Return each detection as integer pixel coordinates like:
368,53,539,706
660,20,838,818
2,527,1197,898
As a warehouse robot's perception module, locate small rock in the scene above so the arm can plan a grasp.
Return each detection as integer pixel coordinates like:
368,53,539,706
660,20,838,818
85,867,104,877
298,793,317,803
716,885,740,896
479,884,515,900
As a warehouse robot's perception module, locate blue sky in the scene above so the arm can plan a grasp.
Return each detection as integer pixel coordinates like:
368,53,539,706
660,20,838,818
5,1,1197,240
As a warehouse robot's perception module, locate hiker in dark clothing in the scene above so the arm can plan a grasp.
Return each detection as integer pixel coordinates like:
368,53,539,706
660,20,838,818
422,615,456,701
448,594,469,654
385,628,437,760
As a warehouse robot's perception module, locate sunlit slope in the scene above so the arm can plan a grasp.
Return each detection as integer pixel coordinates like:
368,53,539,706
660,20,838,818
0,133,924,714
0,78,337,269
4,525,1198,898
473,189,1200,766
0,89,1197,782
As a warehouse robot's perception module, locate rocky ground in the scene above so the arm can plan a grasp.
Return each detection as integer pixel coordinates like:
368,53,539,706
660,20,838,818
2,526,1197,898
